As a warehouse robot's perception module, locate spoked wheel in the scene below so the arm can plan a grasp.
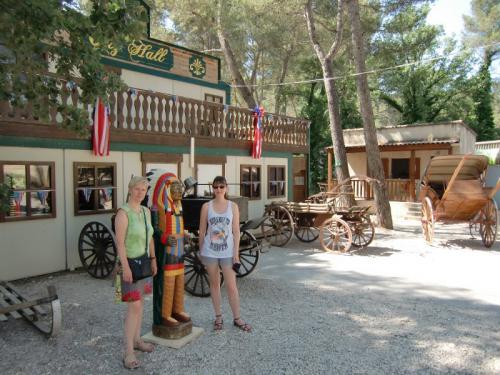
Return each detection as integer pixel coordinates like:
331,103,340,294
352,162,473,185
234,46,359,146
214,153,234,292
469,212,482,239
238,230,260,278
78,221,117,278
319,217,352,252
261,205,294,247
421,197,434,244
479,199,498,248
351,215,375,248
294,213,319,242
184,247,223,297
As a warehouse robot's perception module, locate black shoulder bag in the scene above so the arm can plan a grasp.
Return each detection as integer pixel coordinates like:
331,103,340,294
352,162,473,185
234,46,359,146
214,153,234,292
127,207,153,282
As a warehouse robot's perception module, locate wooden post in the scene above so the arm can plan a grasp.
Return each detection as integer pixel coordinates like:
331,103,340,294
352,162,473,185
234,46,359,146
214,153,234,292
409,150,416,201
327,148,333,190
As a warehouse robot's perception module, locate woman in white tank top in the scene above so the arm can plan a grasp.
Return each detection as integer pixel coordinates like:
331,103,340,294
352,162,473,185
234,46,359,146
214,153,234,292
198,176,251,332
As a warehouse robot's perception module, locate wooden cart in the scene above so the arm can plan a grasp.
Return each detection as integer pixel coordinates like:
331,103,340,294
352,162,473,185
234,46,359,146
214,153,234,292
0,281,61,337
420,154,500,248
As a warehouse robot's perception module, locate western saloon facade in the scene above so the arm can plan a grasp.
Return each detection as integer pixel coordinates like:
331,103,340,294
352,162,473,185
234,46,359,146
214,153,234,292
0,6,309,280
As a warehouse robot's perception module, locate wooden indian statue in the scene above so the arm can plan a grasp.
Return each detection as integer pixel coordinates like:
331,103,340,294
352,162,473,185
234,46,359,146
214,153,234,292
149,172,192,339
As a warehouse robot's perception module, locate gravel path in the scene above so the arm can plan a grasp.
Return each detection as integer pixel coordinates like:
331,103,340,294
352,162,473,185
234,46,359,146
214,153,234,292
1,220,500,374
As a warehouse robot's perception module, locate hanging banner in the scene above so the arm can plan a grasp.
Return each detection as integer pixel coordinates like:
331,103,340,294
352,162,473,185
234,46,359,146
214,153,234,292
252,106,264,159
92,98,111,157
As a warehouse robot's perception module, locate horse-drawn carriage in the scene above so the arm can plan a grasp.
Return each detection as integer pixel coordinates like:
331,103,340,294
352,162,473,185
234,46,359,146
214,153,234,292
420,154,500,247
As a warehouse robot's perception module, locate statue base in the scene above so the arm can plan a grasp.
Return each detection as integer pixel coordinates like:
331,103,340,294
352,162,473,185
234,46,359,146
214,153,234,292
142,326,204,349
152,320,193,340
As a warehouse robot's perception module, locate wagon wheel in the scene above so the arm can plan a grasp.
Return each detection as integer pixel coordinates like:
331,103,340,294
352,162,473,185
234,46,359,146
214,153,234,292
184,247,224,297
421,197,434,244
294,214,319,242
469,211,482,239
261,205,294,247
78,221,117,279
351,215,375,248
319,217,352,252
479,199,498,248
237,230,260,278
25,285,62,338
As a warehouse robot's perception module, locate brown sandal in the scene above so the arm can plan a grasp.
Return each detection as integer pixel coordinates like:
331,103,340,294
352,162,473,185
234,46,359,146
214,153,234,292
233,317,251,332
214,314,223,331
134,340,154,353
123,353,140,369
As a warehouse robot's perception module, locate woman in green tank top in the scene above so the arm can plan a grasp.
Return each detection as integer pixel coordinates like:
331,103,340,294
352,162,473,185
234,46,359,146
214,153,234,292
115,176,157,369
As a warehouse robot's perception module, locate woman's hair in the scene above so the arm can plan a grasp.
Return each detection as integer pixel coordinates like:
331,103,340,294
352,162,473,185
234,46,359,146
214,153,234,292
212,176,228,199
128,175,149,190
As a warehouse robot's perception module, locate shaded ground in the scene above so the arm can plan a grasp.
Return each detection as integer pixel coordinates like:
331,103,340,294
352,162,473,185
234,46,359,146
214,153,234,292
1,220,500,374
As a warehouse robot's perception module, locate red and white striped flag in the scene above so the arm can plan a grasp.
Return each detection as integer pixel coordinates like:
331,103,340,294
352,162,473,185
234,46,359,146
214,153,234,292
92,98,110,157
252,106,264,159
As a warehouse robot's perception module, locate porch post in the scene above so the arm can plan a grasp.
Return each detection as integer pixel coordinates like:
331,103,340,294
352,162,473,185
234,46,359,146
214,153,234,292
327,148,333,190
409,150,416,201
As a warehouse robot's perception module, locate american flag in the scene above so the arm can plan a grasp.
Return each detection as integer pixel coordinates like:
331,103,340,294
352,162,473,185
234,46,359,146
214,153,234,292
92,98,110,157
252,106,264,159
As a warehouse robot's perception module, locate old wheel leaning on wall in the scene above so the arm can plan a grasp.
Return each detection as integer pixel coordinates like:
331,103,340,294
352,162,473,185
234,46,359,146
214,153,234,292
78,221,117,278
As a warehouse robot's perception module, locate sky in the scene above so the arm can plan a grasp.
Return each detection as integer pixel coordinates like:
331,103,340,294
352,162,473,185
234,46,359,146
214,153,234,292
427,0,499,78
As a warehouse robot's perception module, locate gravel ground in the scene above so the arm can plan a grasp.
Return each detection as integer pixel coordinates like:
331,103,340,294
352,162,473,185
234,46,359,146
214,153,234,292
1,220,500,374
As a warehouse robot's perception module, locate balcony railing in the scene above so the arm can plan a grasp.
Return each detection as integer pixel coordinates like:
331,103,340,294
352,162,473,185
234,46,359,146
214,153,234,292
329,178,418,202
0,87,309,152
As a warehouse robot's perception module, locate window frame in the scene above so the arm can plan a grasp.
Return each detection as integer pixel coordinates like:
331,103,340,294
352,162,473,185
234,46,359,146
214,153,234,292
240,165,261,200
0,161,56,222
267,165,286,198
73,162,117,216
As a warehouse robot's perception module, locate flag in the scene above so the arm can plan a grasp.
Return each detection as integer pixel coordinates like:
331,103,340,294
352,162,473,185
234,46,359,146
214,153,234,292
252,106,264,159
92,98,111,156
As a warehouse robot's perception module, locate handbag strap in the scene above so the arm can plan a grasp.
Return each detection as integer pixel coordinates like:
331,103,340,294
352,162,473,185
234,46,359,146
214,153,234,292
142,207,149,257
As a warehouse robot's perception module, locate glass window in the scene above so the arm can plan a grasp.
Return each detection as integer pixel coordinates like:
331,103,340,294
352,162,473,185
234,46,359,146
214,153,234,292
268,166,286,198
74,163,116,215
240,165,261,199
1,161,56,222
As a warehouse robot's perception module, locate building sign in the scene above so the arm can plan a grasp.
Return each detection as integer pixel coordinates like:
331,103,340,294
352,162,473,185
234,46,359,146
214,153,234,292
189,55,206,78
90,37,173,71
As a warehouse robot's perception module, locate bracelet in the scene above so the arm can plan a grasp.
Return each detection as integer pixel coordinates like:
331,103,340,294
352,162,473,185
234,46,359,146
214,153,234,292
150,257,156,259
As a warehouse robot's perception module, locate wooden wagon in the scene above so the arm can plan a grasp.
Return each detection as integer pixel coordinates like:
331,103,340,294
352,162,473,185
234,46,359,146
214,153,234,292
420,154,500,247
264,176,377,252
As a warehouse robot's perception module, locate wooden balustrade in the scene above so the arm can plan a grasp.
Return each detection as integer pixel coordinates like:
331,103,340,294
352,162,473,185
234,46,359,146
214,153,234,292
0,86,309,149
329,178,418,201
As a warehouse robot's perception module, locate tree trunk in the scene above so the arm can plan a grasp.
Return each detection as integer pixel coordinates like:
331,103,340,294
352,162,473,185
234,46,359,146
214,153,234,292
216,2,256,109
321,59,351,185
347,0,393,229
274,46,293,114
304,0,351,198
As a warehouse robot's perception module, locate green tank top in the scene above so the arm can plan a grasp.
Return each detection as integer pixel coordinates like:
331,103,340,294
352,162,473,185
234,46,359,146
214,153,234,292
121,204,154,259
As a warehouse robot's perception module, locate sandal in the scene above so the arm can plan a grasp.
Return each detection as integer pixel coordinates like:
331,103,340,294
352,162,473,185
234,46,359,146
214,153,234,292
233,317,251,332
123,353,140,369
214,314,223,331
134,340,154,353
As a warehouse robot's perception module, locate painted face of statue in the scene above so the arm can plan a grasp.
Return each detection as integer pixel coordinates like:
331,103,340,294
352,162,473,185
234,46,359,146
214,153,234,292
170,179,184,201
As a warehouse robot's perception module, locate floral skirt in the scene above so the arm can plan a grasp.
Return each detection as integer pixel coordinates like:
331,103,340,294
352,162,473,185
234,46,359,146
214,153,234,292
114,265,153,303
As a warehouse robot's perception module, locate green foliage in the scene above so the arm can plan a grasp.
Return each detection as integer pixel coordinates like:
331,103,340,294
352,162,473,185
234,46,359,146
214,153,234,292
470,53,496,141
0,183,12,214
372,3,474,124
0,0,147,134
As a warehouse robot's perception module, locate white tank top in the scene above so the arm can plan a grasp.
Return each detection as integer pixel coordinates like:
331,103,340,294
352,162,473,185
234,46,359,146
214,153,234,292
201,200,234,258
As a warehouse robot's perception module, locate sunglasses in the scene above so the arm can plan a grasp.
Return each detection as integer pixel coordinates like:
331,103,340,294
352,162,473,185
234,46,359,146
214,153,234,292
212,185,226,189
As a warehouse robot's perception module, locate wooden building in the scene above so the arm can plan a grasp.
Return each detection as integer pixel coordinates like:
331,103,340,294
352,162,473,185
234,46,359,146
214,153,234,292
326,121,476,202
0,5,309,280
